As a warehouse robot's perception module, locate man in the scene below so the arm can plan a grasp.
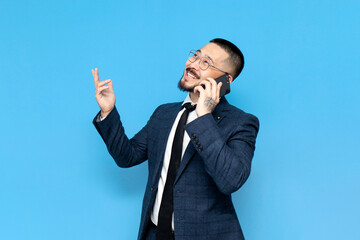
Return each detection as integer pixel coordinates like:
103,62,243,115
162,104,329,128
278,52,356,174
92,38,259,240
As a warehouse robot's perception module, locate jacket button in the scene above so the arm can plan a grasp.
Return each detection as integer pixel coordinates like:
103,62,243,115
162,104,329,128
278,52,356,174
199,146,203,151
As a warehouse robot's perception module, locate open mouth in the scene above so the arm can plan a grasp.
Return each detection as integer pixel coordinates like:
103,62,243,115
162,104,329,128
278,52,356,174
186,68,200,80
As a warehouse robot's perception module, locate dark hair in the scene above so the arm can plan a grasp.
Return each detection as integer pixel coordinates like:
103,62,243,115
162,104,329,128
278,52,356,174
210,38,244,80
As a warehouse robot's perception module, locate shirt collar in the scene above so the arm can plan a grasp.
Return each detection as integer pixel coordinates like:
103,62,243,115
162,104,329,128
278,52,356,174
182,93,196,107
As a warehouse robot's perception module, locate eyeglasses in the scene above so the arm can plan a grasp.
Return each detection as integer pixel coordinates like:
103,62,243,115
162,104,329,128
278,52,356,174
188,50,228,75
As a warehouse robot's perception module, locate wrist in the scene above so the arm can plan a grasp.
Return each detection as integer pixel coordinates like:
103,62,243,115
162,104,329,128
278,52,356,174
101,108,113,118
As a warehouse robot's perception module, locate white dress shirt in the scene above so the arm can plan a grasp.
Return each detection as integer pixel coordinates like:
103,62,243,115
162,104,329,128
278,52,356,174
150,94,197,229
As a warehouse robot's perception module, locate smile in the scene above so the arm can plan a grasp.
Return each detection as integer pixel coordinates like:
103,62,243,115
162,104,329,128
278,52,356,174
185,68,199,80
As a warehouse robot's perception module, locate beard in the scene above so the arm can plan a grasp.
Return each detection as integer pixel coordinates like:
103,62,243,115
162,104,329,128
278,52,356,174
178,68,200,92
177,74,194,92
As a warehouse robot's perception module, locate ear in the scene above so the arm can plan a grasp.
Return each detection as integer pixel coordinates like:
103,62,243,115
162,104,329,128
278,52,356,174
228,74,234,84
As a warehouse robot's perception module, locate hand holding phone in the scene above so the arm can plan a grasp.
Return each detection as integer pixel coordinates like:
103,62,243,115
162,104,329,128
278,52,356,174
194,75,230,117
215,75,231,98
198,75,231,98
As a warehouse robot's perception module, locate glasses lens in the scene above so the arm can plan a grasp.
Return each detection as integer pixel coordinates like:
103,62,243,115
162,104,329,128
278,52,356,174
188,51,197,62
199,58,210,70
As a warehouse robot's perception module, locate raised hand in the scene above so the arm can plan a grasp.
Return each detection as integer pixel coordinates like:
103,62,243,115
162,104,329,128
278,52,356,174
193,77,222,117
92,68,116,118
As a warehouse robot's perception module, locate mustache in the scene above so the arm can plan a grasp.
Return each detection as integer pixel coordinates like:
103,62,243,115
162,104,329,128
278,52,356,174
186,68,200,79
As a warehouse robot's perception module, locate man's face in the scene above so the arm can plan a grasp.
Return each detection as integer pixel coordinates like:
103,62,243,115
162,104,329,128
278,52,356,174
178,43,232,92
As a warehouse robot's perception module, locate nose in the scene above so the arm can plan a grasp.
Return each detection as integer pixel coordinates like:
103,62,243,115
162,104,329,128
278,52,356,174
188,58,201,71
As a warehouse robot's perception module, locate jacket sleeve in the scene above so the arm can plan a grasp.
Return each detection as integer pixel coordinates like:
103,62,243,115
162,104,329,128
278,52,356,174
92,106,159,168
184,112,259,195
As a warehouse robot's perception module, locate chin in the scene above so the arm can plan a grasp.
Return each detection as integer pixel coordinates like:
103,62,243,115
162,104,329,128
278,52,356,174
178,75,195,92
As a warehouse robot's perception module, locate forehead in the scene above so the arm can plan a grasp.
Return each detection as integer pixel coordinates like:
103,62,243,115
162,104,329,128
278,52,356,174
198,43,229,64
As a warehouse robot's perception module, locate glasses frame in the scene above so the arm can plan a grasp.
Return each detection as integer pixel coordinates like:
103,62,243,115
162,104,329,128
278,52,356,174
188,50,229,75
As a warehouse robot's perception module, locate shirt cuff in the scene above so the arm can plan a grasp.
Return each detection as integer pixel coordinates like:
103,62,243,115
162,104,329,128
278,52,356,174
95,112,107,122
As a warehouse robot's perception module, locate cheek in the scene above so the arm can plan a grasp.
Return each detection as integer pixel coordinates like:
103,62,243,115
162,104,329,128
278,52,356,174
200,71,211,80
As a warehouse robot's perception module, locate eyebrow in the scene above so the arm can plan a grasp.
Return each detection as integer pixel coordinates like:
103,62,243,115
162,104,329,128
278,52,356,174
197,49,214,63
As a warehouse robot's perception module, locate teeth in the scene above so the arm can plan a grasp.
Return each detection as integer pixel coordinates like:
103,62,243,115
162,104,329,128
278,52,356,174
187,71,196,78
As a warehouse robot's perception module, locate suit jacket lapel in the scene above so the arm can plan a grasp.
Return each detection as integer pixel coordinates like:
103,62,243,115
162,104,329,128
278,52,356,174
174,97,229,184
174,142,197,184
151,103,183,185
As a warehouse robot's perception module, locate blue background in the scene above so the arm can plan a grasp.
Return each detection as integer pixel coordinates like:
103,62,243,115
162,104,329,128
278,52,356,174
1,0,359,239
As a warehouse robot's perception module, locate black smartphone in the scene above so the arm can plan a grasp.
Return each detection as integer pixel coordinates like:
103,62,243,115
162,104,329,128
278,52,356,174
215,75,231,98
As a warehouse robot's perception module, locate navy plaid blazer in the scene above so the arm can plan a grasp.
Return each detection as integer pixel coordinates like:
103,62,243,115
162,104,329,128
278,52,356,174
93,97,259,240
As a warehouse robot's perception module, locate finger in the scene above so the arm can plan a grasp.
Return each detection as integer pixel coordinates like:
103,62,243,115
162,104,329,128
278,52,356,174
207,78,218,98
98,79,112,88
107,79,114,91
199,80,211,95
216,82,223,101
194,85,205,96
92,69,96,84
92,68,100,85
206,77,215,83
199,79,211,87
95,68,100,82
96,85,109,95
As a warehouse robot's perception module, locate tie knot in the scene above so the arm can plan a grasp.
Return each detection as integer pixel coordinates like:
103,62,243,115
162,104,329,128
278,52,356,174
183,103,196,112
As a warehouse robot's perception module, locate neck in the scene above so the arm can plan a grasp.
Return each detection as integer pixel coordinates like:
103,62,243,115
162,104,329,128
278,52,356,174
189,91,199,103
